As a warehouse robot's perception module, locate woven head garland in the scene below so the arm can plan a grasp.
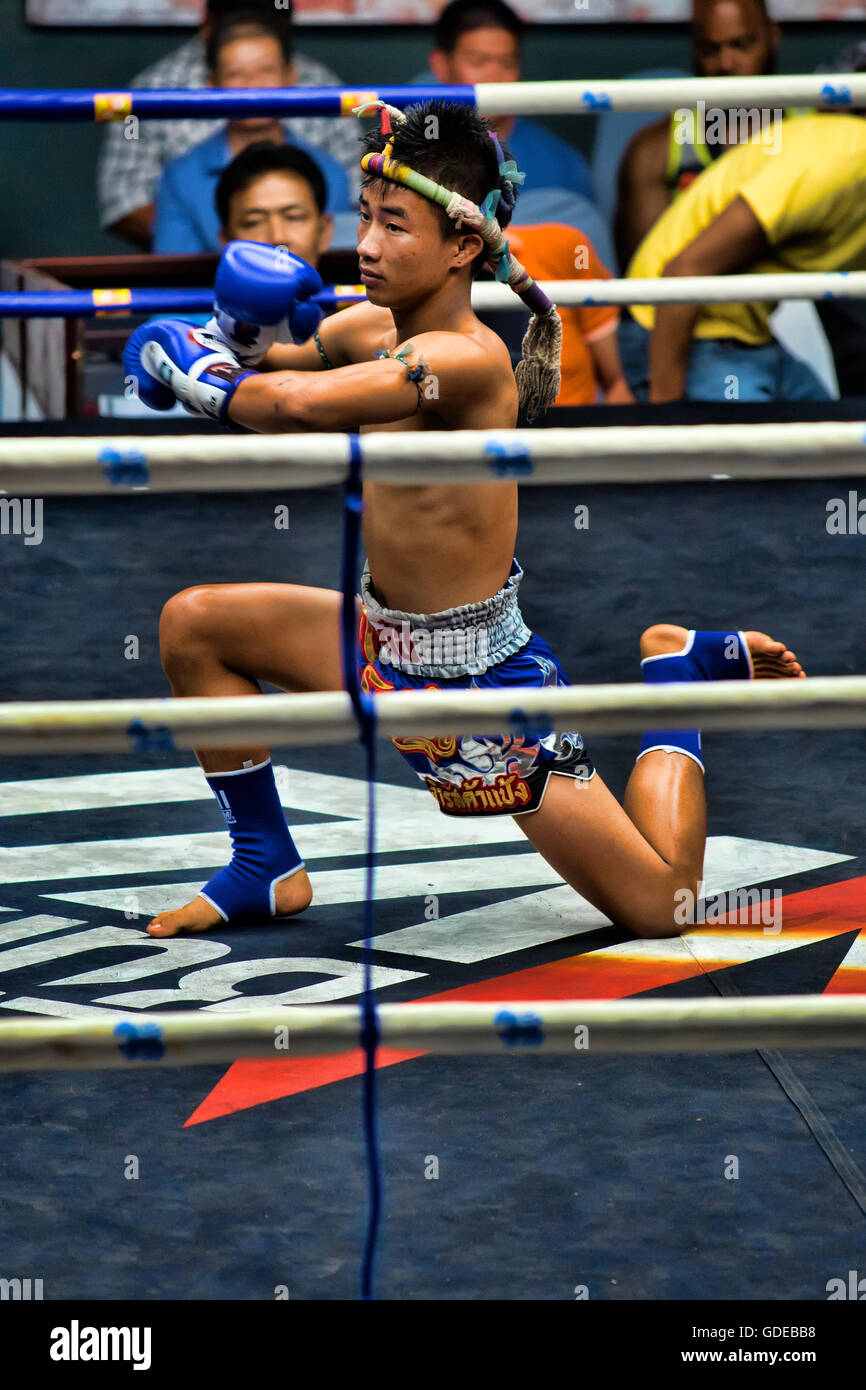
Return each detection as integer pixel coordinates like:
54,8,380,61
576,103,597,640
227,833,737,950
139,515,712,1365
355,100,562,420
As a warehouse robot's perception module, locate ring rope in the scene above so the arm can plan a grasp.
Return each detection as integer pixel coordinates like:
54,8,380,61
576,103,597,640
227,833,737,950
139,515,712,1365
0,998,865,1069
0,75,861,120
0,287,359,318
0,677,864,754
339,433,382,1300
5,274,866,319
2,423,866,492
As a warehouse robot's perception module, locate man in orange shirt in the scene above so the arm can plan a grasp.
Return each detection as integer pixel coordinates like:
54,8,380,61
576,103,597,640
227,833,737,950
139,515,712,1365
506,222,633,405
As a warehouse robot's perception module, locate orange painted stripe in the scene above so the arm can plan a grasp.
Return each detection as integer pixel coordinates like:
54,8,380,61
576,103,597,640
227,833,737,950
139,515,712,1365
185,872,866,1125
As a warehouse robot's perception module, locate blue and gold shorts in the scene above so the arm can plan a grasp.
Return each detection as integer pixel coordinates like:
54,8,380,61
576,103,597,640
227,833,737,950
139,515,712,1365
357,559,595,817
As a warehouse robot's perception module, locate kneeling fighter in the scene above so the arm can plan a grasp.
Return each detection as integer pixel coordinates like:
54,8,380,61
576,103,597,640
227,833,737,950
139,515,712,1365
124,99,805,940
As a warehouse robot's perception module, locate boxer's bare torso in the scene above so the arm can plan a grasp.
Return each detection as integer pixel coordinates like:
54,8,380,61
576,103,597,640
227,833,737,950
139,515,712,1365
236,298,520,614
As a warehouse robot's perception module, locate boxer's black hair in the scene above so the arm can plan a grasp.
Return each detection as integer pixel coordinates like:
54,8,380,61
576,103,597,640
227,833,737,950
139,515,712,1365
360,100,516,269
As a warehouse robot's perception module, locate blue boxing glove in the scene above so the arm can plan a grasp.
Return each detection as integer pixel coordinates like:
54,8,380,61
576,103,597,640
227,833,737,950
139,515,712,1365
124,318,257,422
209,239,325,365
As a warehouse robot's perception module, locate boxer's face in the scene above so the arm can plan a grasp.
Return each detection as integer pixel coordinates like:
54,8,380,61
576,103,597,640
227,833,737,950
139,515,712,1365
210,34,295,132
357,183,482,309
221,171,332,268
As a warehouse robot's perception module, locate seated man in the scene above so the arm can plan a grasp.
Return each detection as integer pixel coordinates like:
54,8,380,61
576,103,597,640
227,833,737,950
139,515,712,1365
215,141,333,266
615,0,783,268
428,0,595,202
124,101,804,944
98,0,356,249
153,9,352,254
128,142,332,417
813,39,866,396
620,111,866,402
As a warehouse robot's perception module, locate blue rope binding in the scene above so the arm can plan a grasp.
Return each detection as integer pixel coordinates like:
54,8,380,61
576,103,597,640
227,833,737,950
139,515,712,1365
339,432,382,1301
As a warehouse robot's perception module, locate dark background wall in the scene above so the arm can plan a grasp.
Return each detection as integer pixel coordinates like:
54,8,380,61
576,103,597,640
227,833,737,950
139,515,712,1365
0,4,862,258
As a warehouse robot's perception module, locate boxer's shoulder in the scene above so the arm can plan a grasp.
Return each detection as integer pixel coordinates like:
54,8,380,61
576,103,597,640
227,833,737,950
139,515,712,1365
318,300,395,368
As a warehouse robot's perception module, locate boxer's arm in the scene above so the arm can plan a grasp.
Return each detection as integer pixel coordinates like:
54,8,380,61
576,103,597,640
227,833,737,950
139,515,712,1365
229,330,488,432
261,301,391,373
258,336,328,373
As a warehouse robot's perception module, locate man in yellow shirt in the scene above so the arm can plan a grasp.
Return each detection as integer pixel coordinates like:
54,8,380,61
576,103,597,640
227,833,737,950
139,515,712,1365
621,112,866,402
615,0,782,268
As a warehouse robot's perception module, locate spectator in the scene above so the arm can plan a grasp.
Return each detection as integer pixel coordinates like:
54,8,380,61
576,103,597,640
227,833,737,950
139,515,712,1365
152,12,351,254
505,221,632,405
98,0,357,248
615,0,781,267
129,142,333,413
620,113,866,403
814,41,866,396
428,0,595,203
513,187,617,274
215,141,332,268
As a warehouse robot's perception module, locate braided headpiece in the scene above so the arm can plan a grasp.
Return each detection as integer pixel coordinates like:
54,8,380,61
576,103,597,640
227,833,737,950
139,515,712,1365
356,100,561,420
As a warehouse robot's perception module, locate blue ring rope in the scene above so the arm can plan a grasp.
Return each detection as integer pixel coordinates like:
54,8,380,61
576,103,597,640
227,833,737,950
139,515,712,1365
339,432,382,1301
0,85,476,121
0,286,364,319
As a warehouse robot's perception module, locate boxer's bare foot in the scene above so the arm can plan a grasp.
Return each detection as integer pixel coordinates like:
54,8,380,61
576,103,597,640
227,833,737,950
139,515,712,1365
639,623,806,678
146,865,313,937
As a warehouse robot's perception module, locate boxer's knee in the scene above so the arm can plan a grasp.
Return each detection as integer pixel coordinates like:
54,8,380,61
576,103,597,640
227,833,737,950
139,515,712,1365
618,868,696,939
159,586,220,674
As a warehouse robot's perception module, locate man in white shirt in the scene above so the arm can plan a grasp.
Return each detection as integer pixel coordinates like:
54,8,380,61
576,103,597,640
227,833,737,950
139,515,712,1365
97,0,357,247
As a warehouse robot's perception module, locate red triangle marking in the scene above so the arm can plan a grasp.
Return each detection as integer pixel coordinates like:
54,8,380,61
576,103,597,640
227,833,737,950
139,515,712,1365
185,872,866,1125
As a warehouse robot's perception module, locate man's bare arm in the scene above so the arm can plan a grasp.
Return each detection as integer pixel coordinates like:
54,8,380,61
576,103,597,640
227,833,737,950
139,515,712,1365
230,331,491,432
649,195,769,402
107,204,154,249
261,300,393,372
614,120,671,268
587,322,635,403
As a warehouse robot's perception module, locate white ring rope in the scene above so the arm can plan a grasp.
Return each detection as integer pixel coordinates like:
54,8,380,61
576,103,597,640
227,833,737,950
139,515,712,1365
470,274,866,310
2,422,866,492
0,677,864,753
4,274,866,321
0,997,865,1070
474,74,866,115
0,75,859,122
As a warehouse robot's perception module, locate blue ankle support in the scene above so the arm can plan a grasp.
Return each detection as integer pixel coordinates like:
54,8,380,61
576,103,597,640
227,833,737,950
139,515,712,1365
199,760,304,922
636,629,753,771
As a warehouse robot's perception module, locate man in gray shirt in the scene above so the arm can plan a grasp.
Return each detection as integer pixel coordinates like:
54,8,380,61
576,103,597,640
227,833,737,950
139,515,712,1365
98,0,358,246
